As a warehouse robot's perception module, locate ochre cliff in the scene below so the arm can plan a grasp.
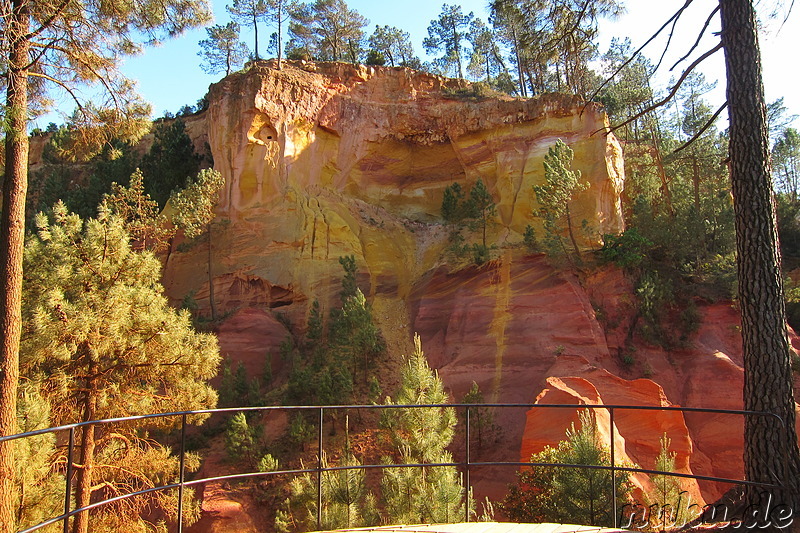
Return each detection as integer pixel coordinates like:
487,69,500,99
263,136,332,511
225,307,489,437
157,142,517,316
151,61,795,526
163,61,623,310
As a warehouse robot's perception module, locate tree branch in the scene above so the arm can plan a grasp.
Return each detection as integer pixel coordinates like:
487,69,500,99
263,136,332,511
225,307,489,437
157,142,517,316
599,43,723,137
585,0,695,106
653,8,683,72
671,101,728,154
28,71,84,113
670,5,720,72
25,0,71,42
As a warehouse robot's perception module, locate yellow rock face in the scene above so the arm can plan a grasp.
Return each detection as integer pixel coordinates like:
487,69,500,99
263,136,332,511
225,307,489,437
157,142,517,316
166,61,625,312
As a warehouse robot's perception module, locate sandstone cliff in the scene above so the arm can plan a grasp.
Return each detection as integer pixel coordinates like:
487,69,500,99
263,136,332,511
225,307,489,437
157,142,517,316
149,62,784,524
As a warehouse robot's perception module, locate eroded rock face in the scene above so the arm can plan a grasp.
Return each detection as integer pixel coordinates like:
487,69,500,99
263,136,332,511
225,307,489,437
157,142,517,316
164,60,628,362
407,253,768,506
152,62,796,525
206,60,623,246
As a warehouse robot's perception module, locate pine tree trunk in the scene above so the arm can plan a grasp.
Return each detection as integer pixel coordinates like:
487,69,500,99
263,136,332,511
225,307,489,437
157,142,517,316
73,365,98,533
277,1,283,70
648,123,675,217
511,28,526,98
253,11,259,60
720,0,800,517
0,3,30,532
452,20,463,79
565,205,580,258
692,154,701,212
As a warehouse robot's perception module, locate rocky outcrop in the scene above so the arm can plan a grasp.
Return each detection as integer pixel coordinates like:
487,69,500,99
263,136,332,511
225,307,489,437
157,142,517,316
149,62,795,524
165,61,624,316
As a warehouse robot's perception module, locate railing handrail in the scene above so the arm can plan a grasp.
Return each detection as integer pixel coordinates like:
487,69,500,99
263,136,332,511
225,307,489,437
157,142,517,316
6,403,787,533
1,402,783,445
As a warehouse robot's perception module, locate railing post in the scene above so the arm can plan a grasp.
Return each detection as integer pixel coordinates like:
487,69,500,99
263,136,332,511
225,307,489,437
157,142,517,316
177,413,187,533
63,426,75,533
610,407,617,528
317,407,324,531
465,405,471,523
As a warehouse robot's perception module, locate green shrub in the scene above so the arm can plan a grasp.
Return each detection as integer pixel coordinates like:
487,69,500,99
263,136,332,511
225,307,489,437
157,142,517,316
501,410,634,526
599,228,652,268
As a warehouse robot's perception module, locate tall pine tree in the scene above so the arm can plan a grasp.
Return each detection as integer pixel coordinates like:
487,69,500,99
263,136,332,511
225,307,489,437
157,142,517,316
22,203,219,533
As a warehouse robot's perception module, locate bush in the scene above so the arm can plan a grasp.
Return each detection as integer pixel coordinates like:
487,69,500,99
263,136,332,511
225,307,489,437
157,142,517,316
523,225,538,251
599,228,652,268
501,410,634,527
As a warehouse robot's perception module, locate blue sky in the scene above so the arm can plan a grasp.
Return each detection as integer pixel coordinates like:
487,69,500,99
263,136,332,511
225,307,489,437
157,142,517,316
33,0,800,129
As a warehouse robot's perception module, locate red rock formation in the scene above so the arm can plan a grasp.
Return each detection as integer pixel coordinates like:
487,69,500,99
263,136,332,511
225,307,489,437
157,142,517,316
53,61,790,527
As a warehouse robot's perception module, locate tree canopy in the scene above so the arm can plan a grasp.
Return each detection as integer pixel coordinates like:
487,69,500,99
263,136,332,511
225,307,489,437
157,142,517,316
287,0,368,62
423,4,475,79
0,2,213,530
198,21,251,76
21,203,219,532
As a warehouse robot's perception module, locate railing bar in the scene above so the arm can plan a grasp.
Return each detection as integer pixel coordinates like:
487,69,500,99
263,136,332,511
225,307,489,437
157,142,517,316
182,468,320,487
62,427,75,533
177,413,187,533
465,405,471,523
11,403,788,533
0,404,785,445
461,461,783,488
317,407,324,531
610,407,617,529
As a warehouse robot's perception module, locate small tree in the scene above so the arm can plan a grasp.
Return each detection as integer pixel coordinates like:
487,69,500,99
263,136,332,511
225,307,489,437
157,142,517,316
225,412,260,464
103,169,175,252
649,434,687,530
227,0,270,60
140,118,202,208
381,334,468,524
501,410,633,527
198,22,250,76
533,139,589,259
423,4,474,79
338,255,358,300
22,204,219,533
469,178,496,249
288,414,314,452
441,180,496,264
306,299,323,347
441,182,467,223
171,169,226,320
461,381,494,450
280,450,379,531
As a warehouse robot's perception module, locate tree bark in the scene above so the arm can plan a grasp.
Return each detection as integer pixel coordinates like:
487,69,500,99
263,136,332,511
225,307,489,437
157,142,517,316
510,27,527,98
720,0,800,518
565,205,580,259
73,364,98,533
253,11,260,60
277,0,283,70
0,2,30,532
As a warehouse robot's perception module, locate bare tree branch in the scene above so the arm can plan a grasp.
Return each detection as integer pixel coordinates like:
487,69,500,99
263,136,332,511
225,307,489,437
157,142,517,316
585,0,695,107
670,5,720,72
671,101,728,154
598,43,723,137
653,7,685,72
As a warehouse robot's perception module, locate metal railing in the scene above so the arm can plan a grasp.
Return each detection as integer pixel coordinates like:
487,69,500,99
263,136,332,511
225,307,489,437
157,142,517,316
0,403,786,533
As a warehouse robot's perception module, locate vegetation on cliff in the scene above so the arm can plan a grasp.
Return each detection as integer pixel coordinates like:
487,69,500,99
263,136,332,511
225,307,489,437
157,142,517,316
3,0,800,528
